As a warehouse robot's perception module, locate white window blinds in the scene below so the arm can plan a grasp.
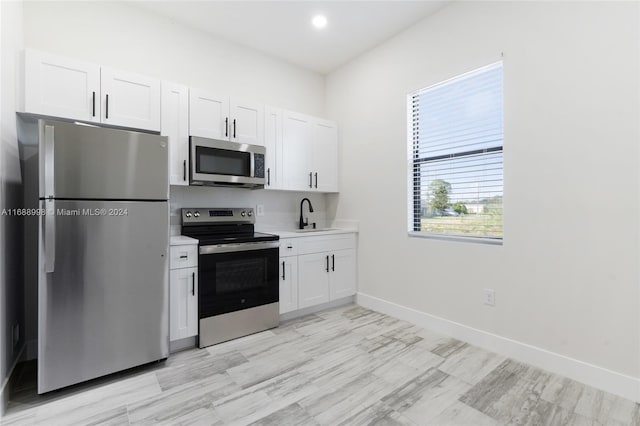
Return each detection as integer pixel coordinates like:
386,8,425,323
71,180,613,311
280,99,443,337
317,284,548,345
409,62,503,239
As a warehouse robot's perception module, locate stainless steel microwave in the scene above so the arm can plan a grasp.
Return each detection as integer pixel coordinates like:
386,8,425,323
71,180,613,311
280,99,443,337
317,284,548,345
189,136,265,189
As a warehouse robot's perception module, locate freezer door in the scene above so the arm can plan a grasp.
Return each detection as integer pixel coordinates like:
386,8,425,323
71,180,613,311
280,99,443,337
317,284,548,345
38,200,169,394
39,120,168,200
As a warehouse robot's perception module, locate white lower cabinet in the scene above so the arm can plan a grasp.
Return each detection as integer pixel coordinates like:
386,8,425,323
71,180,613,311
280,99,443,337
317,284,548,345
169,267,198,340
169,243,198,341
329,249,357,300
280,233,357,313
298,253,330,309
279,257,298,314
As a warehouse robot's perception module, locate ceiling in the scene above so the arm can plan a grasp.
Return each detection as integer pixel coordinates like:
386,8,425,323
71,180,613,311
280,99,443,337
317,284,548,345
133,1,448,74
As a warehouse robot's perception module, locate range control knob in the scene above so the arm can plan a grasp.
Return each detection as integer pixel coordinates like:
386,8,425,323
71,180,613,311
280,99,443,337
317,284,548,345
185,211,192,218
247,210,253,217
241,211,246,217
194,211,200,218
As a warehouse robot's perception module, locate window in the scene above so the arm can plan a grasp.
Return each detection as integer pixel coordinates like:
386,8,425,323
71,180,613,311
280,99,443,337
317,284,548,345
408,62,503,240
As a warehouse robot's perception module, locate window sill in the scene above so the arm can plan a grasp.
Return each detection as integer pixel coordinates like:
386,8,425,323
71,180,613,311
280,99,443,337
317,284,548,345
407,231,503,246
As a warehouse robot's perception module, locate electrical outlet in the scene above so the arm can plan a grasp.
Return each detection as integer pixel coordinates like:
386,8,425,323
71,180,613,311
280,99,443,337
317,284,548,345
256,204,265,217
483,289,495,306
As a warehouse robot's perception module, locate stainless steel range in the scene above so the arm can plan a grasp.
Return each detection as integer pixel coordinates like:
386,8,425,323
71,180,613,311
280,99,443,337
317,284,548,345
181,208,279,347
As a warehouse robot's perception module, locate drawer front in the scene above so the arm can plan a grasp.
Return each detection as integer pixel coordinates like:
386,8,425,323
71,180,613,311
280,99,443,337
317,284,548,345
170,244,198,269
279,238,298,257
297,233,356,255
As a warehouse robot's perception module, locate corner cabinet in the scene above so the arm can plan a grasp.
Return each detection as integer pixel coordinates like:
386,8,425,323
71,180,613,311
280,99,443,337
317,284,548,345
281,110,338,193
161,82,189,186
279,233,357,314
189,88,264,146
169,241,198,341
23,49,161,132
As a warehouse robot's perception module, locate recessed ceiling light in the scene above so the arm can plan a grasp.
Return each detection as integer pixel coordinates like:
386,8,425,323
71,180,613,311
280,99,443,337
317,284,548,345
312,15,327,29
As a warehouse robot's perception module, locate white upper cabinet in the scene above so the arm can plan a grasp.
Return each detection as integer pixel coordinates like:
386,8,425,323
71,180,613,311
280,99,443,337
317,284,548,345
189,88,229,140
230,98,264,145
24,49,101,123
282,110,314,190
264,106,283,189
189,89,264,145
161,82,189,186
281,110,338,192
23,49,160,132
101,67,161,131
312,119,339,192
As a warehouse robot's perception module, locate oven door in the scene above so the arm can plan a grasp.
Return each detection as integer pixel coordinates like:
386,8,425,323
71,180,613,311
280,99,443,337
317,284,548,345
190,136,265,187
198,241,279,319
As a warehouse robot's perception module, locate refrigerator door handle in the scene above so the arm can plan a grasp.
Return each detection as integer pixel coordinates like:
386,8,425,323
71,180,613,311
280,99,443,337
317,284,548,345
44,200,56,273
44,125,55,198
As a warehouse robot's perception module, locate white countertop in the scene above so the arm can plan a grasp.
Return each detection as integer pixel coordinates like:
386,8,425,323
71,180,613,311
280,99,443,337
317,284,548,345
170,235,199,246
271,228,358,239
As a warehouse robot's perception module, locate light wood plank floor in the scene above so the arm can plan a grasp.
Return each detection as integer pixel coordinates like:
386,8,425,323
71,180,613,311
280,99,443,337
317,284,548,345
2,304,639,425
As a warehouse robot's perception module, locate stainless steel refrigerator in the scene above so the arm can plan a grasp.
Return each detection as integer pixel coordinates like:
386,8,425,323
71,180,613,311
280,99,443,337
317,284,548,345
37,119,169,394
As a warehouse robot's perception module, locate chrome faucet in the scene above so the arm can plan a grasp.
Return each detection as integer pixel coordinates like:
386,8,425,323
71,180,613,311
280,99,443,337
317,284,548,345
299,198,314,229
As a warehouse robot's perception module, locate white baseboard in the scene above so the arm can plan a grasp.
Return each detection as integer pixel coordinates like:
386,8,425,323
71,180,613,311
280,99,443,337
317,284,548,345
170,336,197,353
280,296,354,322
356,292,640,403
0,343,26,416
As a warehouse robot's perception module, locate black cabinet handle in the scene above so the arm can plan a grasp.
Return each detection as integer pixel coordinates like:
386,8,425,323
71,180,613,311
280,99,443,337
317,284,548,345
179,255,188,259
314,172,318,189
92,92,95,117
282,261,285,280
105,94,109,119
183,160,187,181
191,272,195,296
225,117,228,137
233,119,236,139
326,255,329,272
267,168,271,186
309,172,313,188
332,254,335,271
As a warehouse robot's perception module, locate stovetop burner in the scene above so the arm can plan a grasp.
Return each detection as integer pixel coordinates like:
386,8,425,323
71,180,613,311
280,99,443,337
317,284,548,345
180,208,279,245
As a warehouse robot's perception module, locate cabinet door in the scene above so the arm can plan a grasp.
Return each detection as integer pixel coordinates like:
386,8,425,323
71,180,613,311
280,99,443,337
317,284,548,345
189,88,229,140
24,49,101,123
264,106,283,189
169,267,198,341
161,82,189,186
298,252,330,309
313,119,339,192
329,249,357,300
101,67,161,131
230,98,264,146
279,257,298,314
282,110,313,191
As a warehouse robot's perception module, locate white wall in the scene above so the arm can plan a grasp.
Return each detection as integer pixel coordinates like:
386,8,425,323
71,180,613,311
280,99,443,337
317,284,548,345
22,1,324,116
326,0,639,384
21,1,333,351
0,0,24,412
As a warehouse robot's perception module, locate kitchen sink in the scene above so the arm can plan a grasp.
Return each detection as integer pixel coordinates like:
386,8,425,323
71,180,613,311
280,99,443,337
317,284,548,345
292,228,339,233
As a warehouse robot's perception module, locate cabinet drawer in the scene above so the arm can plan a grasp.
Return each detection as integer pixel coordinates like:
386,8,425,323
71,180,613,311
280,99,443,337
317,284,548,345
297,233,356,255
279,238,298,257
170,244,198,269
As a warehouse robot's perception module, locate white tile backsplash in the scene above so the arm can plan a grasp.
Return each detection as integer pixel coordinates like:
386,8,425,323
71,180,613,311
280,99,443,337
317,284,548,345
169,185,333,234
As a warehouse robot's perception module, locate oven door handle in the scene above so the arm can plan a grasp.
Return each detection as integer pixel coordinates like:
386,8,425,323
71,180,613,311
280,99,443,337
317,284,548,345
199,241,280,254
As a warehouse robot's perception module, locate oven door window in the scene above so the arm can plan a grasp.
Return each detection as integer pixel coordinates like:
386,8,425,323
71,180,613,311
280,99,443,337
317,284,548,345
196,145,251,177
199,247,279,317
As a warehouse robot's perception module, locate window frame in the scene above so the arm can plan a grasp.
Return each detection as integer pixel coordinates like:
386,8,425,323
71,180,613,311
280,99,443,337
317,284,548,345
406,62,504,245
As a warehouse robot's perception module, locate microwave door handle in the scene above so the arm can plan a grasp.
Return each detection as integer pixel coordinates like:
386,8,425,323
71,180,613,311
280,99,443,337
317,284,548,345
250,153,255,178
